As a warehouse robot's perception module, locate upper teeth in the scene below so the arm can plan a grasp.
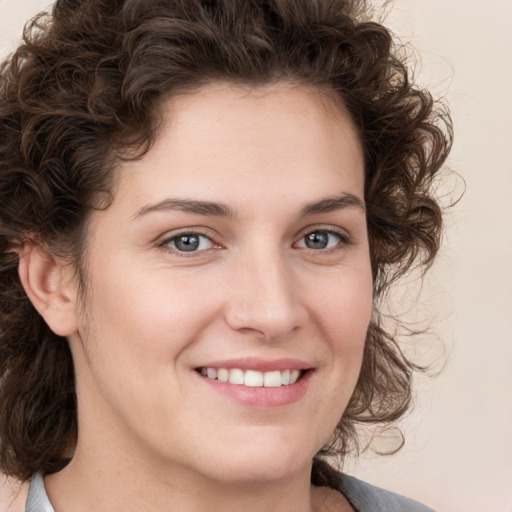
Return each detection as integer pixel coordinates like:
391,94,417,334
199,368,301,387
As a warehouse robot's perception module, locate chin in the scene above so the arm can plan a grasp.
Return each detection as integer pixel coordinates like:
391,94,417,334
209,460,307,486
192,438,317,485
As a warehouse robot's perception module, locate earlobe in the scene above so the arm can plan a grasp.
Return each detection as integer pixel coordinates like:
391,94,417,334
18,243,79,337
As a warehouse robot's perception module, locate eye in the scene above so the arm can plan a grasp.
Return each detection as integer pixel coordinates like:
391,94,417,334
295,230,347,251
162,233,215,253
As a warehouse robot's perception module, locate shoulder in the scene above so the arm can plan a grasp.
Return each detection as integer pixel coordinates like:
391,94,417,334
335,473,437,512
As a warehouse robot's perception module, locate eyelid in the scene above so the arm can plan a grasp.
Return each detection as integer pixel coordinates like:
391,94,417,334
156,224,352,257
158,228,222,255
293,226,352,251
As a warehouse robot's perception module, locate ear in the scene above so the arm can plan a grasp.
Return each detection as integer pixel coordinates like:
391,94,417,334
18,243,79,337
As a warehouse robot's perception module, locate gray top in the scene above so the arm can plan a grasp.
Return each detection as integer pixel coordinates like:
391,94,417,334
25,475,53,512
25,473,435,511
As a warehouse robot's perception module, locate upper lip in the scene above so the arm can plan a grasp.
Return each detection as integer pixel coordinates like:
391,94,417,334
195,357,314,372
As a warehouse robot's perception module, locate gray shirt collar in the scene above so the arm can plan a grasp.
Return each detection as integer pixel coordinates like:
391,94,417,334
25,474,54,512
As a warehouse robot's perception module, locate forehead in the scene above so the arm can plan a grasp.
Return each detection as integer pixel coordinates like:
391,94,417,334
111,82,364,215
161,82,362,157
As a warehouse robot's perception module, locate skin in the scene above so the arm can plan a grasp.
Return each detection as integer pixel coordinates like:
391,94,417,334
20,82,372,511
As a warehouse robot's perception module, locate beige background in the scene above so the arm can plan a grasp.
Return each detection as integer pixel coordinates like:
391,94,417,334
0,0,511,511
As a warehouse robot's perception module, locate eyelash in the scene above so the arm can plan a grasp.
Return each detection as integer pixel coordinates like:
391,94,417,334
294,228,351,253
158,227,351,257
158,230,217,256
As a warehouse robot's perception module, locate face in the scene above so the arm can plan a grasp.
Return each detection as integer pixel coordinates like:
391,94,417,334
68,83,373,484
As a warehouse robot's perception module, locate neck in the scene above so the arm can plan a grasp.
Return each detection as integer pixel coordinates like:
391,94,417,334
44,444,317,512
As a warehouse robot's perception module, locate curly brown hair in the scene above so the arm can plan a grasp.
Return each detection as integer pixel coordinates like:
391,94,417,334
0,0,452,482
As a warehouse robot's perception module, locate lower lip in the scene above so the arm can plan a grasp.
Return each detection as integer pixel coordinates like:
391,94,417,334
196,370,312,408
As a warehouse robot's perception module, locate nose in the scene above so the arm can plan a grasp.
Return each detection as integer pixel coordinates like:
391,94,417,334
223,248,308,341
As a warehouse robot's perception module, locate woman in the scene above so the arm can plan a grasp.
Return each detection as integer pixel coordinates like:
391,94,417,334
0,0,452,510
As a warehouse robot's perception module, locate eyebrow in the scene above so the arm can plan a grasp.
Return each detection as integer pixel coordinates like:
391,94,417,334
132,192,365,220
132,198,237,220
298,193,365,217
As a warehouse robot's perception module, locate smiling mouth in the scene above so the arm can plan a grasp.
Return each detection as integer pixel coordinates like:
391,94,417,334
196,367,308,388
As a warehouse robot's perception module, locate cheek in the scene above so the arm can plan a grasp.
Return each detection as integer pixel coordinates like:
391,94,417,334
74,271,222,432
83,269,220,368
311,269,373,342
309,266,373,410
301,271,372,446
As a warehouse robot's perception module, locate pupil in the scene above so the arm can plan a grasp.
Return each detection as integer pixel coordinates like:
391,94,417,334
175,234,200,252
305,232,328,249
